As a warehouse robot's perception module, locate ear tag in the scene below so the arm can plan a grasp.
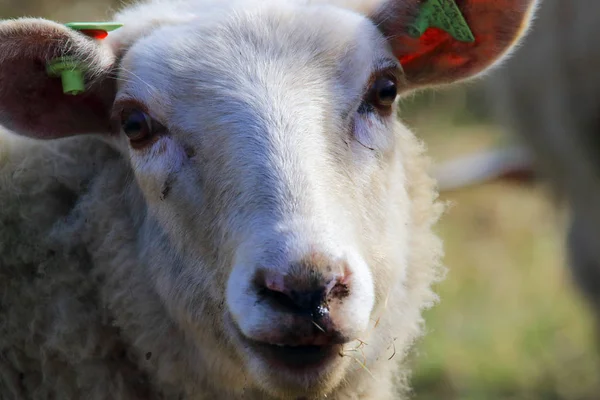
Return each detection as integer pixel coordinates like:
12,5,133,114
46,22,123,95
408,0,475,43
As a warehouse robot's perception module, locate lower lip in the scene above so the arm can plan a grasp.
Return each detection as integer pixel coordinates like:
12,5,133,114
224,313,345,372
248,341,343,370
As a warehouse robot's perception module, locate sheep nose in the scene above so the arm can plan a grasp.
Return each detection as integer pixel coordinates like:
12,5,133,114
253,262,350,319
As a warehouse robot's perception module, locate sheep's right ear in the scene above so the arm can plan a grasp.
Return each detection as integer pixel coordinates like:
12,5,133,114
0,18,118,140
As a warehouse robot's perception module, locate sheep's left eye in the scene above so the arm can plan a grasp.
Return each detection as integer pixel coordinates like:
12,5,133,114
358,74,398,116
371,77,397,108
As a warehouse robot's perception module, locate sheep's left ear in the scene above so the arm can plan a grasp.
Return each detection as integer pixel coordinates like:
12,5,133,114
371,0,539,90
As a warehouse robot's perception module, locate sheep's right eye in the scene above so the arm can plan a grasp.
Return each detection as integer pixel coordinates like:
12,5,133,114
119,108,166,149
121,109,152,142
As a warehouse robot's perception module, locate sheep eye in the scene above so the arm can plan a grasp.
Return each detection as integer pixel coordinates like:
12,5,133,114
121,108,153,142
359,75,398,115
371,77,397,108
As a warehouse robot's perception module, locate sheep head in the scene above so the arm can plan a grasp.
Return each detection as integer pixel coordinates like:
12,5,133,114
0,0,538,398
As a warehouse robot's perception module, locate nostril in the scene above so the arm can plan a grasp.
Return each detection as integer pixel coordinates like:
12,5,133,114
258,286,306,314
258,285,328,317
254,268,349,317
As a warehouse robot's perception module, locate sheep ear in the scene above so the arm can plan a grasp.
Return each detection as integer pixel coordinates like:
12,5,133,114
371,0,538,90
0,18,118,140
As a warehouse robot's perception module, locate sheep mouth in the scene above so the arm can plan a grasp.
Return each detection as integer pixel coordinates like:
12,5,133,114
224,312,347,373
246,340,343,370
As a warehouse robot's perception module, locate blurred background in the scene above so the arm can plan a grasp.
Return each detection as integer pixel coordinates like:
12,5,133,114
2,0,600,399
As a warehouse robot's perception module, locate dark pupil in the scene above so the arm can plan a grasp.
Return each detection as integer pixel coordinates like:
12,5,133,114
377,79,397,103
122,111,148,137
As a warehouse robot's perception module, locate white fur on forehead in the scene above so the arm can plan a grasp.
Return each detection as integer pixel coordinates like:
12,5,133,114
108,0,262,51
107,0,199,52
106,0,390,53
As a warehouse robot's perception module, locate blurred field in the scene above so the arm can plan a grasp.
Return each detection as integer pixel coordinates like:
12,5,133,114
2,1,600,399
402,90,600,400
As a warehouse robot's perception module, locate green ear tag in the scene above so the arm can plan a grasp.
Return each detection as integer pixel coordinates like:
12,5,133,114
408,0,475,43
47,22,123,95
64,22,124,33
46,56,86,95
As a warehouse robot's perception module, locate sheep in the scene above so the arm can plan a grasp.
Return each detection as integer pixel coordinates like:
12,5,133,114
0,0,537,398
477,0,600,325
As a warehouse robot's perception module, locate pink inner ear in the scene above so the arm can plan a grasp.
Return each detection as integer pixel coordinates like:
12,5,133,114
383,0,535,88
0,56,115,140
391,26,481,88
398,27,474,70
0,19,118,140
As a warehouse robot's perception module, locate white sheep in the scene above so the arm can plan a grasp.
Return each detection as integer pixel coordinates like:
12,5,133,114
0,0,536,398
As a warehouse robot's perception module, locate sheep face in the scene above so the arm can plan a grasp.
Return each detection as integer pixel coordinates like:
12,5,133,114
115,7,407,395
0,0,538,397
